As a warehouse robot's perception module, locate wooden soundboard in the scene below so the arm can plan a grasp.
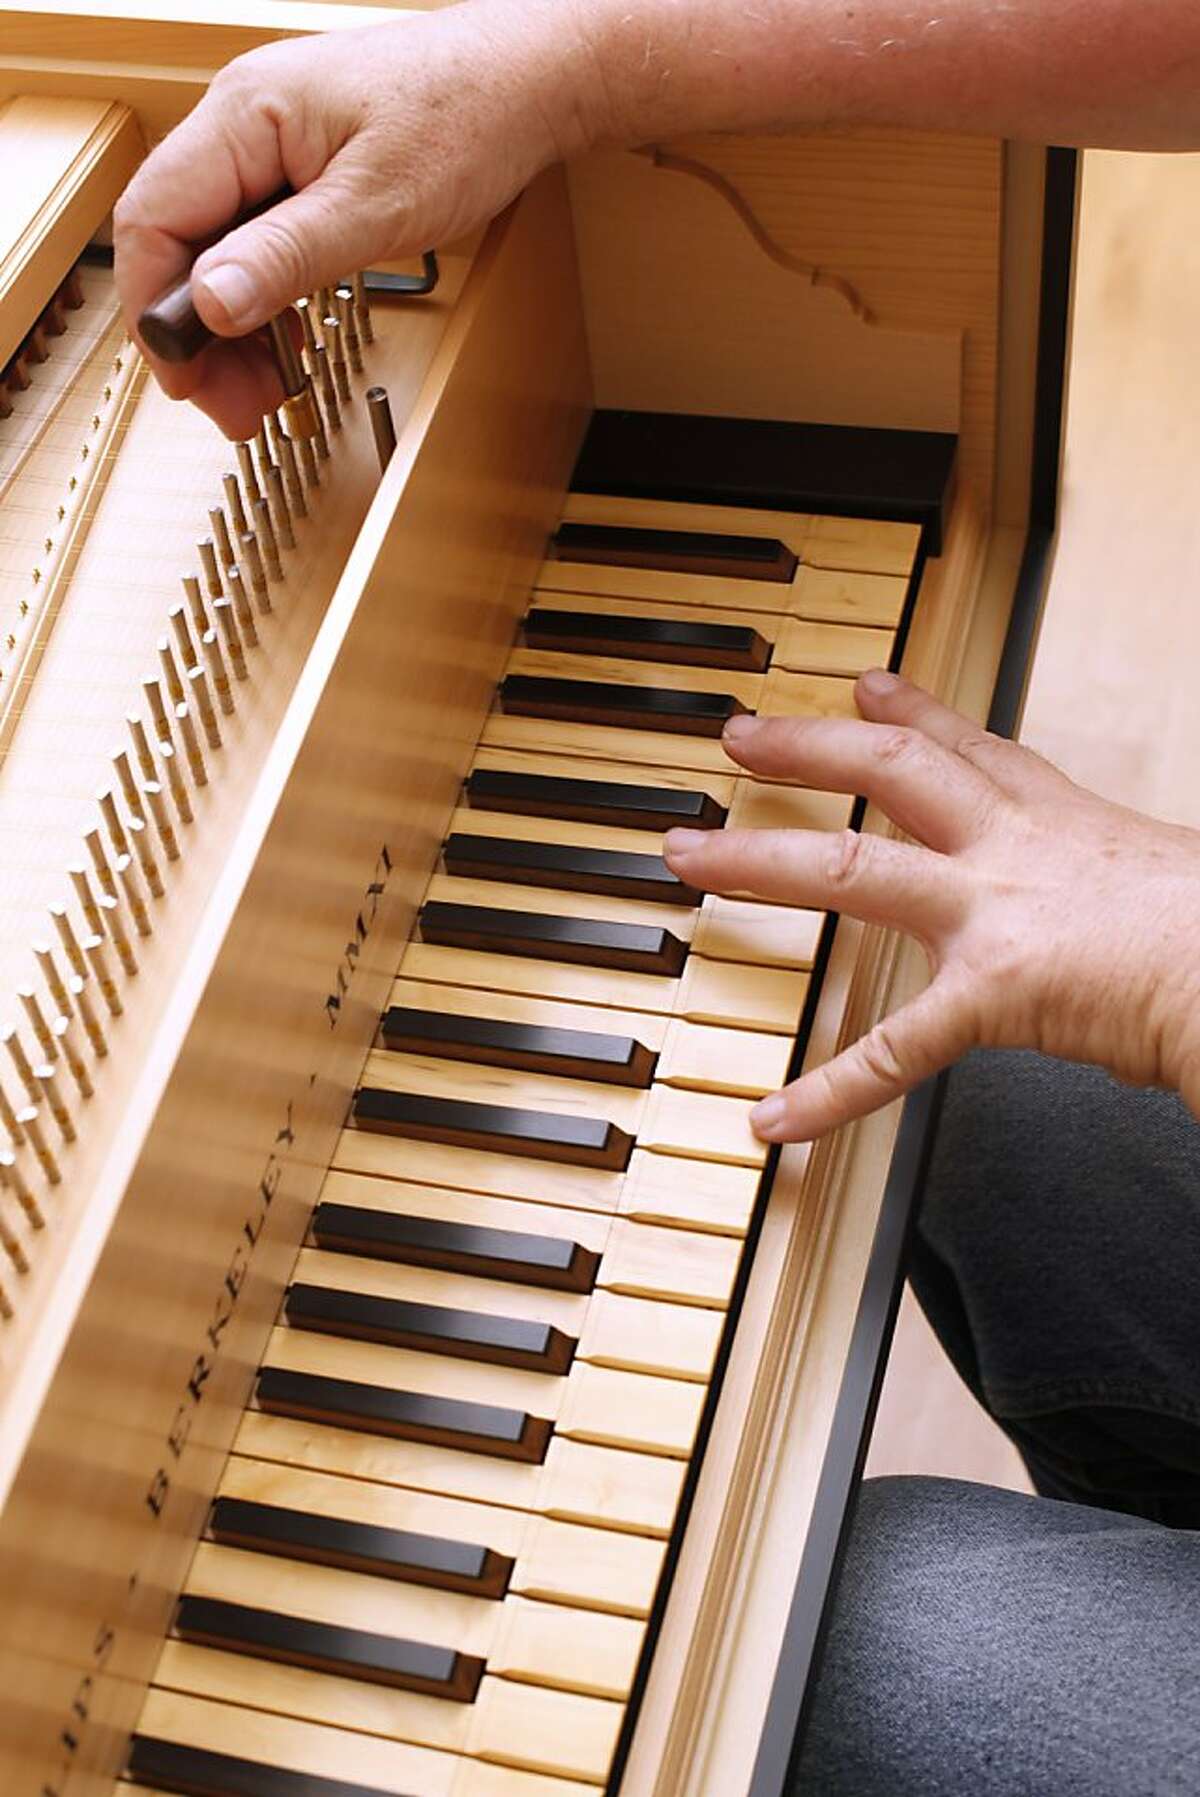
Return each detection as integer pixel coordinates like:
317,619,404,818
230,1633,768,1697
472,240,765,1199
0,8,1074,1796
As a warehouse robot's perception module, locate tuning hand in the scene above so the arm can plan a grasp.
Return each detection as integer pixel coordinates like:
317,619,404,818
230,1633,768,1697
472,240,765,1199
112,6,595,438
664,668,1200,1142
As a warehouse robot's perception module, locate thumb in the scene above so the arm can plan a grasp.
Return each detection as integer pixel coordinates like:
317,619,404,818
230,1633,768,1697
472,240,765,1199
750,975,974,1142
190,167,378,336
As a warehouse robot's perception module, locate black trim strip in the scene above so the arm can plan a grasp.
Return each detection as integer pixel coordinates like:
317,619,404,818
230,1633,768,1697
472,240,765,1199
127,1736,405,1797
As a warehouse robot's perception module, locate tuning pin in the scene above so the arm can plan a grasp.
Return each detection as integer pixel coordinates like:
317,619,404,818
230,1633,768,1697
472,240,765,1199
367,386,397,476
115,853,151,937
143,781,179,862
296,296,319,361
335,285,362,374
35,1062,76,1143
0,1145,43,1227
84,826,118,900
51,1015,92,1099
126,816,163,900
158,635,186,709
352,271,374,346
143,676,173,748
85,929,127,1007
67,868,103,943
3,1029,40,1106
227,565,258,648
113,748,145,823
68,977,107,1058
171,602,199,673
34,940,74,1015
198,537,223,601
208,505,236,571
0,1190,29,1274
277,435,306,520
95,900,136,980
213,598,247,681
222,470,249,539
50,904,88,981
0,1077,25,1147
323,314,350,404
19,1107,61,1184
174,703,208,787
157,739,195,824
313,343,340,434
97,788,130,860
305,377,329,461
239,532,271,614
186,665,221,753
18,988,56,1063
200,630,234,719
235,440,262,507
265,463,295,550
127,713,157,784
297,432,320,491
251,498,282,584
253,422,273,492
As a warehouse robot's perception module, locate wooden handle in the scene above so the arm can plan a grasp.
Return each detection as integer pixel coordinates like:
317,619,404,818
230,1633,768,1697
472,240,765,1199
136,185,291,364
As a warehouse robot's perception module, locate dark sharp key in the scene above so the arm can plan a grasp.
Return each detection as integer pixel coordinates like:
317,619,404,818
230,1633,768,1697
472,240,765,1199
208,1496,514,1599
256,1366,553,1464
312,1202,601,1293
127,1735,407,1797
381,1006,658,1087
419,900,688,976
442,832,702,907
352,1087,635,1173
500,674,749,738
466,767,728,832
550,521,799,583
523,607,771,672
173,1595,485,1702
285,1283,578,1375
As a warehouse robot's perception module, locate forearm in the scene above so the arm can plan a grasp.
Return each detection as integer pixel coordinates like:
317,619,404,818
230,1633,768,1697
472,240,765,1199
519,0,1200,154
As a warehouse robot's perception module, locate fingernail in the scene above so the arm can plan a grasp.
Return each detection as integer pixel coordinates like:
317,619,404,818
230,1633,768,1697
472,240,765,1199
195,261,258,330
664,828,708,857
859,667,900,695
722,713,762,746
751,1093,786,1136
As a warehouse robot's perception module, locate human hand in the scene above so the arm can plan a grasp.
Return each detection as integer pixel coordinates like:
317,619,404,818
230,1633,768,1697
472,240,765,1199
664,668,1200,1142
113,3,597,437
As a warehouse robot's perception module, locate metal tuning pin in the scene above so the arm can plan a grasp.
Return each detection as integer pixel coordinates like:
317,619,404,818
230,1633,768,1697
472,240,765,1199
50,905,88,981
201,630,235,719
335,285,362,373
367,386,397,476
144,782,180,862
126,816,164,900
158,739,195,824
158,637,186,709
297,433,320,491
296,296,318,361
4,1029,41,1106
0,1203,29,1278
18,989,56,1063
113,748,145,823
214,598,248,680
251,497,282,583
35,1063,76,1144
226,566,258,650
0,1147,43,1228
67,866,104,941
266,411,286,465
181,572,208,639
323,314,350,404
0,1078,24,1147
52,1014,93,1099
352,270,374,345
86,927,128,1006
313,342,340,433
34,941,72,1013
142,676,173,749
84,827,118,900
68,976,108,1058
235,440,262,508
318,284,334,323
97,788,129,860
19,1108,61,1185
239,532,271,614
174,703,208,787
306,377,329,461
198,537,223,601
278,434,307,519
186,665,221,753
265,463,294,550
95,900,136,980
208,505,236,572
127,713,157,784
171,601,199,672
222,470,249,539
267,314,319,441
116,853,152,938
254,422,273,491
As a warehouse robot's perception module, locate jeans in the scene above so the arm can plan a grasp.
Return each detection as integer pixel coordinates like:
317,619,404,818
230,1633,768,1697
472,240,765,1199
793,1051,1200,1796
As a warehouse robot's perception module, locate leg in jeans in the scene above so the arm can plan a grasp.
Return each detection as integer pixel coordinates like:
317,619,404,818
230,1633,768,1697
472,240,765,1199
792,1051,1200,1795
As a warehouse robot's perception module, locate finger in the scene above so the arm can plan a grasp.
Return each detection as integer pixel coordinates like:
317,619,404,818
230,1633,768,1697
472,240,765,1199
855,668,1072,802
720,713,997,851
750,974,975,1142
663,826,965,934
182,336,288,442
